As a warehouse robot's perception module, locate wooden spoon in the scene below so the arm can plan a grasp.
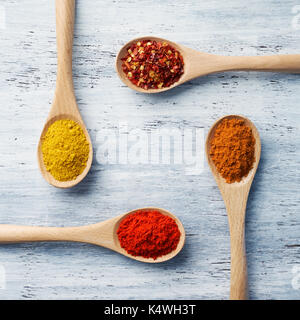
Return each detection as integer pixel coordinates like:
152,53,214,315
116,36,300,93
205,115,261,300
37,0,93,188
0,207,185,263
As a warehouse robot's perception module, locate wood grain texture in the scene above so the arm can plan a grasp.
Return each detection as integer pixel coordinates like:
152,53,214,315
0,0,299,300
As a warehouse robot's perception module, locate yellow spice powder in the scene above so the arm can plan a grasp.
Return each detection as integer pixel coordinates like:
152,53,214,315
41,119,90,181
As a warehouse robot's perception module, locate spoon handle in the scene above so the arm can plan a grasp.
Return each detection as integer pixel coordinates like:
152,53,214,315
0,225,84,243
220,54,300,73
55,0,75,93
228,219,247,300
224,190,249,300
0,221,117,250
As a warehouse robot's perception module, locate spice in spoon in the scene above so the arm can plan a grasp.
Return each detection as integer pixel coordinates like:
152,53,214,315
121,40,184,90
210,118,255,183
117,209,181,260
41,119,90,182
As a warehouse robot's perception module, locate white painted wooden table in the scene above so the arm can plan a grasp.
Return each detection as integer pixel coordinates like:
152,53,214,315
0,0,299,300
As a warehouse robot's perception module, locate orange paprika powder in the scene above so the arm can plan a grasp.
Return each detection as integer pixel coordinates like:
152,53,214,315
210,118,256,183
117,209,181,260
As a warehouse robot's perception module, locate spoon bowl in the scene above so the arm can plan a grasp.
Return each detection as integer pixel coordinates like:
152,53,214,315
0,207,185,263
116,36,187,93
111,207,186,263
116,36,300,94
206,115,261,187
37,0,93,188
206,115,261,299
37,114,93,189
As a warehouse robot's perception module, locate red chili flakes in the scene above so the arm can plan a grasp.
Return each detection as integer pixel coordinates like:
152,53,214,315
121,40,184,90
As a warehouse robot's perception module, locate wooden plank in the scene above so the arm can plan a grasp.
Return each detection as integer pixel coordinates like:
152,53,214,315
0,0,299,299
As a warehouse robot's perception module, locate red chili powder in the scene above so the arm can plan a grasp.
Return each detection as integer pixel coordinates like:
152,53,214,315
117,209,181,260
121,39,184,90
